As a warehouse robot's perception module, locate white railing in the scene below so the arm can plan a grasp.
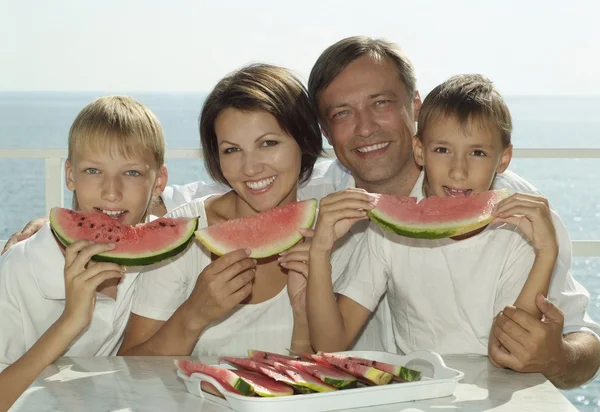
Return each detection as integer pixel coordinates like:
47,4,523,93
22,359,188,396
1,147,599,257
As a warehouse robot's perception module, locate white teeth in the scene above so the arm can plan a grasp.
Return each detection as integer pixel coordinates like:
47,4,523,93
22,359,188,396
100,209,125,216
246,176,276,190
357,142,390,153
444,187,472,197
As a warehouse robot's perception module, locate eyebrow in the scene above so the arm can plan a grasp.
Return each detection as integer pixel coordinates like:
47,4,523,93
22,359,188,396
219,132,281,146
430,139,494,149
324,90,399,113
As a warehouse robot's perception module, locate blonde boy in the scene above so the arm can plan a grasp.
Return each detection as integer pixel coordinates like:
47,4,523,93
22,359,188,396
0,96,167,410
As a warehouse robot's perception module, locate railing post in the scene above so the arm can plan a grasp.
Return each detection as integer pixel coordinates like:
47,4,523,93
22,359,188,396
45,157,64,212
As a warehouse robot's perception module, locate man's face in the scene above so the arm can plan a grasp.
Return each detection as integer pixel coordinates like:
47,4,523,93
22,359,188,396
318,56,421,189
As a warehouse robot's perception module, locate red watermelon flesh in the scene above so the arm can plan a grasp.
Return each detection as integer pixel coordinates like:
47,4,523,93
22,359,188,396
369,189,508,239
173,360,253,396
220,357,315,394
195,199,317,258
232,370,293,397
272,362,338,393
308,354,393,386
49,208,197,266
282,359,357,389
318,352,421,382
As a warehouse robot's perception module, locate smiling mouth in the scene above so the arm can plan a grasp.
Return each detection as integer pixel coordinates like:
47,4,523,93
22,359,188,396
95,208,127,219
245,176,277,191
443,187,472,197
355,142,390,153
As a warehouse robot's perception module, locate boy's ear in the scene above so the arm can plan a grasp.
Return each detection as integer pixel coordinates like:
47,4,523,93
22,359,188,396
65,159,75,191
152,165,168,196
496,144,513,174
412,136,425,166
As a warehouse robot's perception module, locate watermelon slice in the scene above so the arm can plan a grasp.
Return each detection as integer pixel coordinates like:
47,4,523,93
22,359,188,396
318,352,421,382
49,208,197,266
272,361,338,393
368,189,508,239
195,199,317,258
220,357,315,394
282,359,357,389
232,370,293,397
308,354,393,386
174,360,254,396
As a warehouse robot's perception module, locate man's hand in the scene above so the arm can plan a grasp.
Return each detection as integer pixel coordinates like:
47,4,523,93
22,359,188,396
2,217,49,254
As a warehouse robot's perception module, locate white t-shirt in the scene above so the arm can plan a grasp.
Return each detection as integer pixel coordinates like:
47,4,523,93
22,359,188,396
132,195,389,356
335,171,600,355
0,224,139,371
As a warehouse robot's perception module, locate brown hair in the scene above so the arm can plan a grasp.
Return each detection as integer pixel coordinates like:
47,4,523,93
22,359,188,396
68,95,165,166
416,74,512,147
308,36,417,113
200,64,323,186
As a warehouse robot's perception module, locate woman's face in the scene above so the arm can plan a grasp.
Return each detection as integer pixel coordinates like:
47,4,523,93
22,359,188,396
215,108,302,213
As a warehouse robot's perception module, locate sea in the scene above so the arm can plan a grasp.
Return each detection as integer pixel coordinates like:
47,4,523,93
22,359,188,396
1,92,599,410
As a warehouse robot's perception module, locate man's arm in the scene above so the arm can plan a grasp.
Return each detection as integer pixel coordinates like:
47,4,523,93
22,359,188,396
491,295,600,389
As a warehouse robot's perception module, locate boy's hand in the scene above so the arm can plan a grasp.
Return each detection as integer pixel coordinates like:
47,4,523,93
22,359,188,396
311,189,374,254
2,217,49,255
61,240,126,333
492,193,558,257
185,249,256,331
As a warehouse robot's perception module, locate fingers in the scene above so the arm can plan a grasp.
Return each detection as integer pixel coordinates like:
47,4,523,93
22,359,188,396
494,195,550,219
318,208,370,225
281,262,308,277
81,269,125,291
501,306,536,333
488,342,517,369
535,294,564,323
222,268,255,296
18,217,49,240
298,228,315,238
208,255,257,284
493,312,527,356
1,232,21,255
65,241,116,273
78,261,126,282
320,188,375,208
204,249,253,277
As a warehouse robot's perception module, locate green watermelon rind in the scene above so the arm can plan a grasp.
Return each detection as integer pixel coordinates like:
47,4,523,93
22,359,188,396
50,211,198,267
368,189,508,240
195,199,317,259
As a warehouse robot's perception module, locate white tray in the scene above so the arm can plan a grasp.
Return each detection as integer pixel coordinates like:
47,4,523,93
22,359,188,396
176,350,464,412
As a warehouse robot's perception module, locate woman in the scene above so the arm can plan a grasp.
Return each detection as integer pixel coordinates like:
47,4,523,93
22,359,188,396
119,64,323,356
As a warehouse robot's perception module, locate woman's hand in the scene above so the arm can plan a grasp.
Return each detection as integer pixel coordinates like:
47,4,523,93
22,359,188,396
311,188,375,254
61,240,126,333
493,193,558,257
185,249,257,331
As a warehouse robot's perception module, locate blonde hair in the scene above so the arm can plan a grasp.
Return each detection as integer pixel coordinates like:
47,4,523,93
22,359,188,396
68,95,165,166
68,96,165,212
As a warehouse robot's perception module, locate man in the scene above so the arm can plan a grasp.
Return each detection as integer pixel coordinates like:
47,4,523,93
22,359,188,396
4,36,599,389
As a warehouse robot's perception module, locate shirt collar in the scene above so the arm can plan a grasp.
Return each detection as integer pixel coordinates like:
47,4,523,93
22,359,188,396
27,224,68,300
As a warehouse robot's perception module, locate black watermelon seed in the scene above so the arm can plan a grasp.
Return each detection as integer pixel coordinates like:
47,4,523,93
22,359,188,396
115,237,120,242
80,217,85,221
95,234,100,239
90,223,95,228
77,222,82,227
159,222,166,227
108,236,112,240
108,228,112,232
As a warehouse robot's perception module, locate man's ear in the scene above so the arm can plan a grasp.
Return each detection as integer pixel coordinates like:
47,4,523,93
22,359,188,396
65,159,75,191
412,136,425,166
152,165,168,196
413,91,422,119
496,144,513,174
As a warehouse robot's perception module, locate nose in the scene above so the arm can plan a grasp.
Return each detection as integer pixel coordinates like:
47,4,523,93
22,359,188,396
241,151,265,177
101,176,123,202
355,109,379,138
449,156,468,182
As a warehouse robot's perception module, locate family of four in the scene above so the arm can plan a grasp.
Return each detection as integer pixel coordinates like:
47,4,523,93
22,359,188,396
1,36,599,410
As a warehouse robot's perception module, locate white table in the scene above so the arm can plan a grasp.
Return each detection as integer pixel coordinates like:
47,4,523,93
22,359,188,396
10,354,577,411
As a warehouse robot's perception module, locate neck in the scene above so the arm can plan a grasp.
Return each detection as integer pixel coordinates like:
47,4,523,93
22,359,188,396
354,162,422,197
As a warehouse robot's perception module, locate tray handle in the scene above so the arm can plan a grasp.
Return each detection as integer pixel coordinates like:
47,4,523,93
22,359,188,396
177,369,232,401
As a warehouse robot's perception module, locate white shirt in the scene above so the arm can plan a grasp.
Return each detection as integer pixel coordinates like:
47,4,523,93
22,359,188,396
335,171,600,355
162,160,599,343
0,224,138,370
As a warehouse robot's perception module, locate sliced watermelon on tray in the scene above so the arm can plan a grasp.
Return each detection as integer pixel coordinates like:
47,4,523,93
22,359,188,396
50,207,198,266
272,361,338,393
369,189,508,239
318,352,421,382
308,353,393,386
195,199,317,258
220,357,315,394
282,359,357,389
174,360,251,395
233,370,293,397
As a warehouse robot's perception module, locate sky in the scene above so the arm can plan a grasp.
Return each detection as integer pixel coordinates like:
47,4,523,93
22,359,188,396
1,0,599,96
